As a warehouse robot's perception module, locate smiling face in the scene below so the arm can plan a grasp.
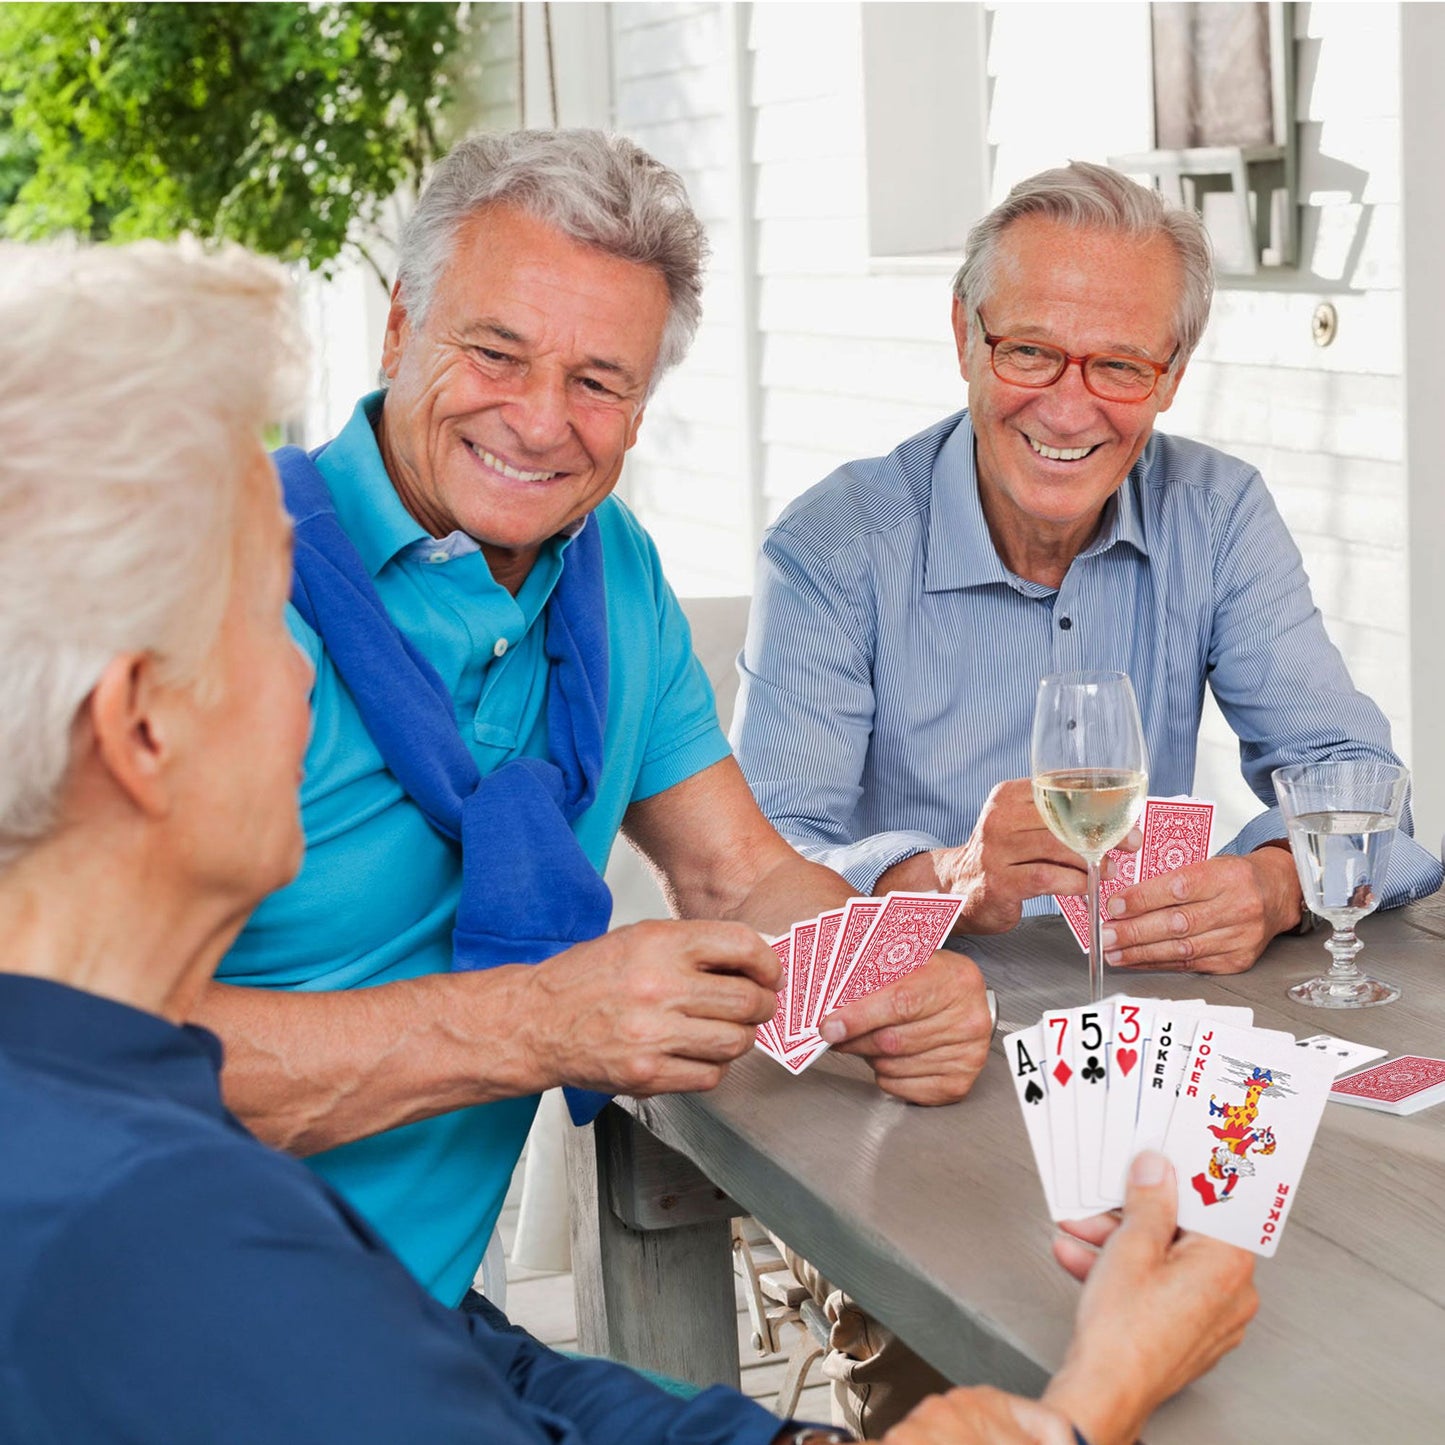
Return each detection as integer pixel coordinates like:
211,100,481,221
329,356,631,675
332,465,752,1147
955,215,1187,580
376,203,672,593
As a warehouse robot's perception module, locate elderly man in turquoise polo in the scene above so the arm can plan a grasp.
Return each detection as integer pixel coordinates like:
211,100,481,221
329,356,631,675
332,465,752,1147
197,129,993,1314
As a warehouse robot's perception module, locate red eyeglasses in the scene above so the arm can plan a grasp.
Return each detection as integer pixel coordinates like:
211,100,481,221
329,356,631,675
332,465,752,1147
977,311,1177,403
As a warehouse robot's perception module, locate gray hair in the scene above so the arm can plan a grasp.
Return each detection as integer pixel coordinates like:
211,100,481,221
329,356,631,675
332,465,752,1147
953,161,1215,363
0,240,304,867
396,128,708,383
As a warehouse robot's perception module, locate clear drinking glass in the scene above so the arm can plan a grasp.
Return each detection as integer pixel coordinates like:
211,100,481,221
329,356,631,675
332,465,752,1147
1031,672,1149,1002
1272,760,1409,1008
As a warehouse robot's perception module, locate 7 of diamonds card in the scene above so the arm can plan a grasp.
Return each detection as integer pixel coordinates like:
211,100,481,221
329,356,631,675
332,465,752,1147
1042,1007,1089,1219
1162,1022,1334,1256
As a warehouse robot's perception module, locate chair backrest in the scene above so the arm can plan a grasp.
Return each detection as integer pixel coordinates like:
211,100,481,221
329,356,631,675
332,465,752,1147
604,595,752,924
678,595,751,731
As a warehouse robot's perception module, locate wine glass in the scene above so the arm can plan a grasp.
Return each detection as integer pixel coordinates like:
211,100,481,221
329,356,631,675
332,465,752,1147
1272,760,1409,1008
1031,672,1149,1002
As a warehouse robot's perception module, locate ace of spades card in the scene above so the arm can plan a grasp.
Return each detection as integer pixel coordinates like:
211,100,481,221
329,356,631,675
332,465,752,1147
1003,1023,1060,1219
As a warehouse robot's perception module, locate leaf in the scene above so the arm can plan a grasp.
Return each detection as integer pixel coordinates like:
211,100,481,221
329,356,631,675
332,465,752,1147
0,2,472,283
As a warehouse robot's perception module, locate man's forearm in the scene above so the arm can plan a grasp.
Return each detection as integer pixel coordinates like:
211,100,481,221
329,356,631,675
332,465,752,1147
694,848,854,937
875,850,942,897
194,968,550,1156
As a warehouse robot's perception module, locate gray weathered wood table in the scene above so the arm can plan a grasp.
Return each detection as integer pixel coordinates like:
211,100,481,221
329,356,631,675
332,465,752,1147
568,896,1445,1441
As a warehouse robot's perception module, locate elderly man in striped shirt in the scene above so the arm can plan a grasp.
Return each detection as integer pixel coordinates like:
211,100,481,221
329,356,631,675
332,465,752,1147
734,161,1441,980
732,157,1441,1437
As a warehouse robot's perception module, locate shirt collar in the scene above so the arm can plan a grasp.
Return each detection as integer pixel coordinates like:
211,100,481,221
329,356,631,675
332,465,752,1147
315,391,430,577
0,973,228,1121
924,412,1151,594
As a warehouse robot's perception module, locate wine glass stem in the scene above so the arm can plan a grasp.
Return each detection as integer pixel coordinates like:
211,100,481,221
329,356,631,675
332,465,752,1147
1325,924,1363,982
1088,857,1104,1004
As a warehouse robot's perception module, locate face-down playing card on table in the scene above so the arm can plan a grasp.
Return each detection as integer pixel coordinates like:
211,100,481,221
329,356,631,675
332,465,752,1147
1294,1034,1390,1078
1054,795,1216,952
1329,1054,1445,1115
1163,1022,1334,1255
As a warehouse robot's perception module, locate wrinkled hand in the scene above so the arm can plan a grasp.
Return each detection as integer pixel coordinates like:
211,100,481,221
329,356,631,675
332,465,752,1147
530,920,780,1096
878,1384,1074,1445
818,951,993,1105
1101,847,1301,975
1044,1151,1259,1445
926,779,1138,935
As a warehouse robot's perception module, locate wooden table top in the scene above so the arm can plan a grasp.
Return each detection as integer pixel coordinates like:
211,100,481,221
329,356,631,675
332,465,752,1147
624,895,1445,1442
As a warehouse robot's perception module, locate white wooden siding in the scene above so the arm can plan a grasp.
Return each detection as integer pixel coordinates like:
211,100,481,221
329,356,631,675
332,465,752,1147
317,0,1432,845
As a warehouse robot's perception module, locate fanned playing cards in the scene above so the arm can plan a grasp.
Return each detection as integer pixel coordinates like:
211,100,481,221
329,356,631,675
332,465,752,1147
1005,996,1339,1257
1055,795,1215,951
755,891,963,1075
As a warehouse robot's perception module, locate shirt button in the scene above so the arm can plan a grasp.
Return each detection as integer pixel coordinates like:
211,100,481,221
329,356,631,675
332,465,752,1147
1058,616,1073,631
429,550,448,564
493,638,509,658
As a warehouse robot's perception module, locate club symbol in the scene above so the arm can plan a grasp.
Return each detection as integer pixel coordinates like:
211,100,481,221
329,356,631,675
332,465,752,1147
1024,1080,1044,1105
1083,1055,1105,1084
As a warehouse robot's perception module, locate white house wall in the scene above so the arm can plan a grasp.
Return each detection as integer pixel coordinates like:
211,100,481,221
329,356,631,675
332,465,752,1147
382,1,1422,845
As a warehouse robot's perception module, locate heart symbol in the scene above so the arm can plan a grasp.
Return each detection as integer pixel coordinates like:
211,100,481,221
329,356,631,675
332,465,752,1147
1024,1080,1043,1105
1116,1047,1138,1076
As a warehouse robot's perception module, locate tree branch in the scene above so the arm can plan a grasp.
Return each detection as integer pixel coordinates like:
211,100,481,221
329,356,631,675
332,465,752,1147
354,237,391,297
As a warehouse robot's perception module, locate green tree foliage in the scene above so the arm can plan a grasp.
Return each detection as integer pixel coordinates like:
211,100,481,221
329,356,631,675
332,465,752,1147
0,2,474,283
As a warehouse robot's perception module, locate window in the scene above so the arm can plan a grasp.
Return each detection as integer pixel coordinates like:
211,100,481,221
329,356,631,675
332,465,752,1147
1111,2,1297,275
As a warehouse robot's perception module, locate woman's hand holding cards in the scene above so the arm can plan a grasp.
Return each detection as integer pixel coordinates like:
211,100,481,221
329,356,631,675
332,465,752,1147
1043,1151,1259,1445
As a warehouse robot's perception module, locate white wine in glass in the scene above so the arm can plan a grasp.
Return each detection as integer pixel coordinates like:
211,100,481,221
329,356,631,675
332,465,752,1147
1032,673,1148,1002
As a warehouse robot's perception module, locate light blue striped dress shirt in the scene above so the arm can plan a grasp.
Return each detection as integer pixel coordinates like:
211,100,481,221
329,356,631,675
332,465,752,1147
732,410,1442,914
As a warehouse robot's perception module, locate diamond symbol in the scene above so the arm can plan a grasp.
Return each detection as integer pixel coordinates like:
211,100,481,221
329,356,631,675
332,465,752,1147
1053,1060,1073,1087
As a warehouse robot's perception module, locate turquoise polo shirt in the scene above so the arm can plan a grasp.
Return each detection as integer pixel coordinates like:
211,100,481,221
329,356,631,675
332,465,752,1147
221,393,731,1306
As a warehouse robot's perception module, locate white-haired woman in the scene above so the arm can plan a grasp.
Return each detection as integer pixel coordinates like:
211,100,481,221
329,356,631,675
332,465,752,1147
0,240,1254,1445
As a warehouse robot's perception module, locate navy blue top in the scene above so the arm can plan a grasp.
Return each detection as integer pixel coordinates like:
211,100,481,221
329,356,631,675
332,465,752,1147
0,974,783,1445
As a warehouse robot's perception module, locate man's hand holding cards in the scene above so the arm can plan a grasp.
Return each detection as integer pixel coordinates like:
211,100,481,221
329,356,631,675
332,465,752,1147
755,891,964,1076
1005,996,1336,1256
1055,795,1214,951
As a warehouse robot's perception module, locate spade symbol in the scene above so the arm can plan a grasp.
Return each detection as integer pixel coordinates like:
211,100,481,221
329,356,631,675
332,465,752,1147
1024,1080,1044,1105
1082,1055,1105,1084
